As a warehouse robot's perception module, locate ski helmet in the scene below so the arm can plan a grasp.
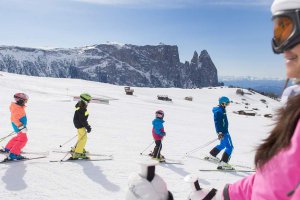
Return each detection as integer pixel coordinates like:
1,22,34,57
155,110,164,119
80,93,92,103
218,96,230,106
14,93,29,105
271,0,300,53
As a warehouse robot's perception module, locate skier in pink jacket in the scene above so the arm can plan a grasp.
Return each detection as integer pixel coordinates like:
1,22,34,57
185,0,300,199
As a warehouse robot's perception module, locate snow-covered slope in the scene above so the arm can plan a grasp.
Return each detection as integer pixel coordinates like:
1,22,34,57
0,72,281,200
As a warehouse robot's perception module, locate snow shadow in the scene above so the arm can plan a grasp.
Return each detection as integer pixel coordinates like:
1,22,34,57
198,178,211,185
75,161,120,192
2,162,27,191
160,163,189,177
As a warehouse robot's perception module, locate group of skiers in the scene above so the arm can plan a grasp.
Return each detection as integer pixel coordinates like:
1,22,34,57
1,0,300,199
0,92,93,161
127,0,300,199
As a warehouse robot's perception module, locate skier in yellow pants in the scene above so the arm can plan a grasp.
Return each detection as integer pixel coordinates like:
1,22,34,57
71,93,92,160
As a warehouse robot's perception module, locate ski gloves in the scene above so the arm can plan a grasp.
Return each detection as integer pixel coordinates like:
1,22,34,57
86,125,92,133
18,125,27,133
218,132,224,140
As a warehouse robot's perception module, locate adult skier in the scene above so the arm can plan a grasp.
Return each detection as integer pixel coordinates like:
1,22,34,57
206,96,234,170
151,110,166,161
70,93,92,160
126,160,173,200
184,0,300,199
3,93,29,160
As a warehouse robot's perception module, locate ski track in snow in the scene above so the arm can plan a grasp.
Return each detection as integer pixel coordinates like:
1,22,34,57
0,72,280,199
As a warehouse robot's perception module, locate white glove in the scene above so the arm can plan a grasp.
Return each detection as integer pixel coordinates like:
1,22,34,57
18,125,27,133
185,174,224,200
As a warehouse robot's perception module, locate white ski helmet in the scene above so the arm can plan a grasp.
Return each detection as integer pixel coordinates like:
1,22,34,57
271,0,300,53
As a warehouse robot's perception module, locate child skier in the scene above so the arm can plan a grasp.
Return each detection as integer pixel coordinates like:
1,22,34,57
70,93,92,160
3,93,29,160
206,96,234,170
151,110,166,161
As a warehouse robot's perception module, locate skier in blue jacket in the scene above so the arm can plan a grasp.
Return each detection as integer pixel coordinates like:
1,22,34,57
206,96,234,170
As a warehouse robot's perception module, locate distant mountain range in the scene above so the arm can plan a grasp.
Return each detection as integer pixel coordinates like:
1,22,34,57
219,76,287,96
0,44,219,88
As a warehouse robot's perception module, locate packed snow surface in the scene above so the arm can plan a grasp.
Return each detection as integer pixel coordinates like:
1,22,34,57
0,72,280,199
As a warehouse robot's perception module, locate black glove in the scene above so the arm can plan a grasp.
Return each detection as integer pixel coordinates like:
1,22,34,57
86,125,92,133
218,132,224,140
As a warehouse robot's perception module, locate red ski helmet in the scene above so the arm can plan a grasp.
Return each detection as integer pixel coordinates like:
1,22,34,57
14,93,29,105
155,110,164,119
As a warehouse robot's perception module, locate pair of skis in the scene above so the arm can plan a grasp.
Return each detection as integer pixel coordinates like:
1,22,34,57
50,150,113,162
0,149,113,163
141,153,183,165
0,150,49,164
195,155,255,173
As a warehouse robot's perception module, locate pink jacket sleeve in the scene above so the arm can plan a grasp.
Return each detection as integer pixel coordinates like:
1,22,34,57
225,173,255,200
225,120,300,200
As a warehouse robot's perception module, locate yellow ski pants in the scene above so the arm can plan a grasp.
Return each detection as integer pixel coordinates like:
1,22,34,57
74,127,87,153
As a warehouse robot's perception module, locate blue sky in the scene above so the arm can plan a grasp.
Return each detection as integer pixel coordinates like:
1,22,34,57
0,0,285,78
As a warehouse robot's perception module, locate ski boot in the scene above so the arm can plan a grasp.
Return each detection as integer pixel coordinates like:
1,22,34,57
152,155,165,162
8,153,26,160
0,148,10,153
217,161,235,170
204,155,220,163
70,152,90,160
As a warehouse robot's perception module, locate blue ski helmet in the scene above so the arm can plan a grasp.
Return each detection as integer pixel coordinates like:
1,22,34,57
219,96,230,106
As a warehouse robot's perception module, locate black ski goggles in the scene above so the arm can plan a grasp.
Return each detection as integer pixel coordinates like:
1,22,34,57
272,9,300,54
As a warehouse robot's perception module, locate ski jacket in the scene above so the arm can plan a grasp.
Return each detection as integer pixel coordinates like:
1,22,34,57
152,118,165,141
212,106,228,134
226,119,300,200
73,101,90,129
10,102,27,133
281,83,300,104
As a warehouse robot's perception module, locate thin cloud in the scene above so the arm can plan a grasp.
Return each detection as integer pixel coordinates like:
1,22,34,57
73,0,273,8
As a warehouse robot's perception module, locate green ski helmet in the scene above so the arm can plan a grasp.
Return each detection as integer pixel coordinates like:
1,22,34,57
80,93,92,103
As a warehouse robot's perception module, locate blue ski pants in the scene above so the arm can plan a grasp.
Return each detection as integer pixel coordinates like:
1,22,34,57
214,133,234,156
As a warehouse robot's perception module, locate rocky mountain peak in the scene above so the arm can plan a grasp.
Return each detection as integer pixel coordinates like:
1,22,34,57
0,43,219,88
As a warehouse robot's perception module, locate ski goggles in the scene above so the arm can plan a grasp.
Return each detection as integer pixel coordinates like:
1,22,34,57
272,10,300,54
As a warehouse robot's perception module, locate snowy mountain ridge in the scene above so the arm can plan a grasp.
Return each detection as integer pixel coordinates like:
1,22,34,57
0,44,219,88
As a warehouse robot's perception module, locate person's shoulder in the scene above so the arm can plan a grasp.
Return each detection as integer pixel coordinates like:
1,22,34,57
281,84,300,103
212,106,222,113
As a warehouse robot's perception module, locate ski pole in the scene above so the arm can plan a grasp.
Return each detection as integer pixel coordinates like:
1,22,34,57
0,131,16,143
184,138,218,156
140,141,154,155
59,132,87,161
59,135,77,148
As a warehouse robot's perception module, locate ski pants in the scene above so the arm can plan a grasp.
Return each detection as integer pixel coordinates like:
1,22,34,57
5,132,28,155
214,133,234,156
74,127,87,153
153,140,162,158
